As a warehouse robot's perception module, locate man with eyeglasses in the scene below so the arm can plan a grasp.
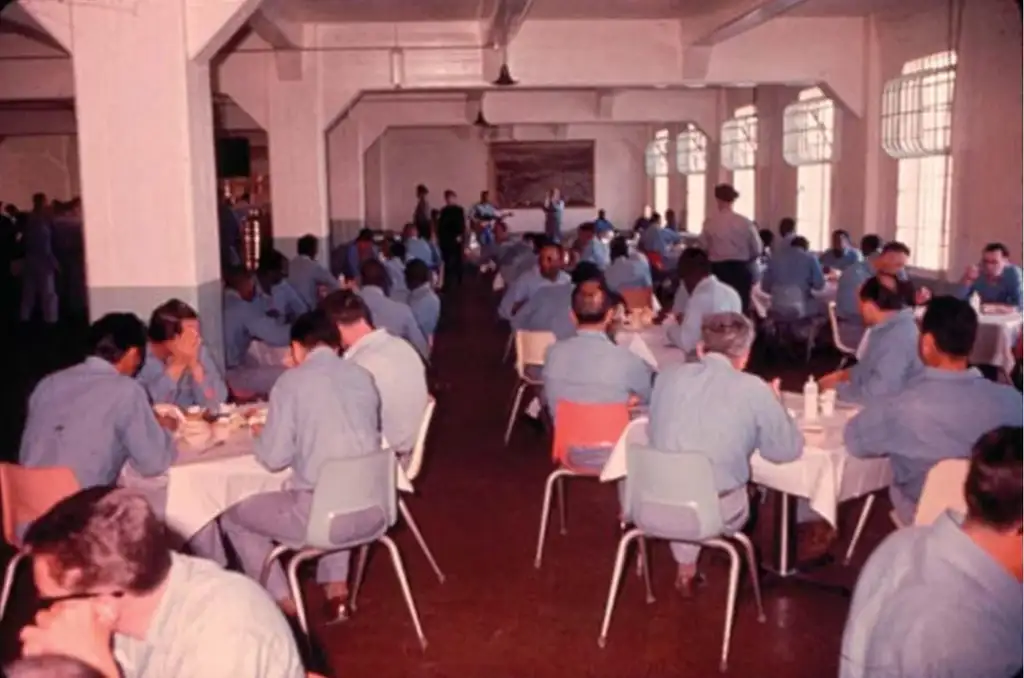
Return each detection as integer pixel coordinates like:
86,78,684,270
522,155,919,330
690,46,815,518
959,242,1023,309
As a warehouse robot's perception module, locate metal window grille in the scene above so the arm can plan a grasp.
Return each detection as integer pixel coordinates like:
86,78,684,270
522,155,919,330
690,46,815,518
676,124,707,175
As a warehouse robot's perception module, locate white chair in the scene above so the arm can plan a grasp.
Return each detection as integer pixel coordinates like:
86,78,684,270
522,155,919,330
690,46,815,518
843,490,910,564
504,330,556,445
598,445,765,672
914,459,969,526
828,301,858,369
399,398,445,583
259,452,427,649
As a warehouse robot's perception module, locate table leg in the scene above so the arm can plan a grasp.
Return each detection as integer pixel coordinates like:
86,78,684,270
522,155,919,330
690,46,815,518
759,491,850,596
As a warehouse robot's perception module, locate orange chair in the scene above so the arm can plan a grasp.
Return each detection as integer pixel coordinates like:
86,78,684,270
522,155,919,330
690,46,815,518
535,402,631,568
619,287,654,311
0,464,80,621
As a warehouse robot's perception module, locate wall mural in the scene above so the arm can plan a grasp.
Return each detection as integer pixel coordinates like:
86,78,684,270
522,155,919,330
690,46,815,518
491,140,596,208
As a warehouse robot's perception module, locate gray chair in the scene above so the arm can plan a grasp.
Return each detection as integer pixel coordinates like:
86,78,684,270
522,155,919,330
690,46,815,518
259,452,427,649
598,445,765,672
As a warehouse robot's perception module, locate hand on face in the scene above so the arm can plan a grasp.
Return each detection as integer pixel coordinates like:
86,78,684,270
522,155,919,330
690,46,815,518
21,599,118,677
170,321,201,364
963,264,980,284
915,286,932,305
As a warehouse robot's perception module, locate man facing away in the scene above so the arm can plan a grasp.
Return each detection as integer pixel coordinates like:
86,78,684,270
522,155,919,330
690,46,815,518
404,258,441,349
647,312,802,596
21,486,305,678
220,310,381,615
840,426,1023,678
834,239,911,347
697,184,761,314
356,258,430,359
322,289,430,455
667,248,742,357
843,296,1023,524
288,233,339,309
761,235,827,319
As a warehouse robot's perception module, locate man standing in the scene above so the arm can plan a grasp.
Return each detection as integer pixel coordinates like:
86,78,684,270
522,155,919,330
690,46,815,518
697,184,761,314
20,192,59,325
543,188,565,244
413,184,432,240
437,189,466,290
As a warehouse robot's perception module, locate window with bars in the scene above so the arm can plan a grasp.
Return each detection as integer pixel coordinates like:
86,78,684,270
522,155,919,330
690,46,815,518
785,87,837,250
648,128,670,217
884,50,957,270
721,106,758,171
677,124,707,233
732,169,756,219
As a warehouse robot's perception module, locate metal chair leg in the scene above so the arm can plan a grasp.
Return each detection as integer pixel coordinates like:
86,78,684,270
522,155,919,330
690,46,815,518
350,544,371,612
597,528,643,648
286,549,325,640
0,553,24,623
706,539,741,672
731,532,766,622
259,544,291,587
557,476,568,535
379,535,428,650
844,493,876,565
399,498,445,583
637,537,655,604
534,468,572,568
504,382,527,446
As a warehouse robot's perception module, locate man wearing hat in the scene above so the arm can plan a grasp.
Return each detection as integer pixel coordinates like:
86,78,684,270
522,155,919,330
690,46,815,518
697,183,762,314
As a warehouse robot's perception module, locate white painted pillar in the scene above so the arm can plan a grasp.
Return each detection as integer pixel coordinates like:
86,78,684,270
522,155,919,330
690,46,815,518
754,85,798,231
38,0,260,366
267,49,330,262
326,117,366,252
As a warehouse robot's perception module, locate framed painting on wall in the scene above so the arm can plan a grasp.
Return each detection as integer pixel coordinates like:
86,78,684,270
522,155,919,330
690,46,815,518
490,140,596,208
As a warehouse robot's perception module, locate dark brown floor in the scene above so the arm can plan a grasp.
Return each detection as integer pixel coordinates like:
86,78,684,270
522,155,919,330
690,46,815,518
0,276,897,678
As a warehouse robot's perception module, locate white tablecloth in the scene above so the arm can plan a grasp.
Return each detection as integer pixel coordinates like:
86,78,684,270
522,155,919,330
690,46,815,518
615,325,687,370
599,394,892,527
751,281,838,319
858,307,1022,371
123,425,412,540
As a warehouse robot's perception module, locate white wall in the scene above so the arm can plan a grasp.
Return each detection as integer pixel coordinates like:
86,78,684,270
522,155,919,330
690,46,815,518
0,136,80,207
368,123,648,233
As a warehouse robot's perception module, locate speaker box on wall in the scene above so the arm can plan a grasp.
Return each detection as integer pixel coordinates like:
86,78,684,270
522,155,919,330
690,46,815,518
216,137,251,178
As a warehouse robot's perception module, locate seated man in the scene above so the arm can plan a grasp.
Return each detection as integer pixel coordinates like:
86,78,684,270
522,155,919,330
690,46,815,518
820,275,923,402
648,312,802,596
255,250,308,323
334,227,378,284
667,248,742,357
404,259,441,348
221,310,381,612
819,229,863,272
288,233,339,308
605,235,652,294
222,268,292,397
323,290,429,454
959,242,1024,309
403,222,439,270
639,212,682,273
512,261,603,341
576,222,610,270
498,239,570,320
22,487,305,677
356,258,429,359
19,313,177,488
843,296,1023,524
834,239,912,348
543,280,654,468
382,238,409,303
761,235,826,319
840,426,1023,678
136,299,228,409
593,208,614,236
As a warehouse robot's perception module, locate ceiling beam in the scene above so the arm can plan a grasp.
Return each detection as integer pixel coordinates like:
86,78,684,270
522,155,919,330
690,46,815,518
1,4,69,54
483,0,535,49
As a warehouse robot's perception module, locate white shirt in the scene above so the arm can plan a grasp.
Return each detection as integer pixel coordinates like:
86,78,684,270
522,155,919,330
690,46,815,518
344,328,429,452
114,553,304,678
668,275,742,354
698,211,761,263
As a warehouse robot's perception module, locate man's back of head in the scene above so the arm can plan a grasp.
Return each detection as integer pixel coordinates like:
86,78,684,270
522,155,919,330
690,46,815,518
919,296,978,367
571,280,612,328
359,258,390,291
778,218,796,239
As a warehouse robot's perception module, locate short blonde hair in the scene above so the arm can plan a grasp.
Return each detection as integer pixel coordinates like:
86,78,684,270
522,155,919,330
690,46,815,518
701,312,755,359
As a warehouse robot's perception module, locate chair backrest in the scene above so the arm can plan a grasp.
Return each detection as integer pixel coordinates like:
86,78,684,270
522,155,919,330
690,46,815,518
624,445,724,541
305,452,397,550
0,464,80,548
828,301,856,355
551,401,631,468
620,287,654,311
914,459,970,526
404,397,437,483
515,330,556,377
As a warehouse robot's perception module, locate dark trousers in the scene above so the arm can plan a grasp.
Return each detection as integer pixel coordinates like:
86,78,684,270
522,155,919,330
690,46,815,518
711,260,754,315
440,242,463,289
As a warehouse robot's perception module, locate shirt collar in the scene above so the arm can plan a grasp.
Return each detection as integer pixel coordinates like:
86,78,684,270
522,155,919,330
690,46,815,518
304,345,338,364
931,511,1021,606
875,307,916,331
83,356,118,374
701,352,735,369
576,328,611,341
360,285,387,300
344,328,388,360
920,366,983,381
692,275,718,294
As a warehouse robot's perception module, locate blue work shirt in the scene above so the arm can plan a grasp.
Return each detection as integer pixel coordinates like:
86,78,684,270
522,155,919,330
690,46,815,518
819,246,863,272
580,238,611,269
640,225,682,258
20,357,176,487
761,245,826,317
844,367,1023,516
544,199,565,242
647,353,803,492
404,236,439,269
358,285,430,359
258,280,308,323
406,283,441,340
498,268,571,320
256,346,381,490
605,256,652,293
288,254,339,309
542,329,654,416
959,264,1024,309
137,343,228,410
343,328,429,452
837,308,923,403
840,511,1023,678
222,288,292,370
383,258,408,303
667,275,742,355
594,218,615,235
512,283,575,340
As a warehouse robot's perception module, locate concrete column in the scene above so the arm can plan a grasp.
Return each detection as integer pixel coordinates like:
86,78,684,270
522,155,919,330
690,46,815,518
755,85,798,230
42,0,259,366
267,49,329,261
326,117,365,250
